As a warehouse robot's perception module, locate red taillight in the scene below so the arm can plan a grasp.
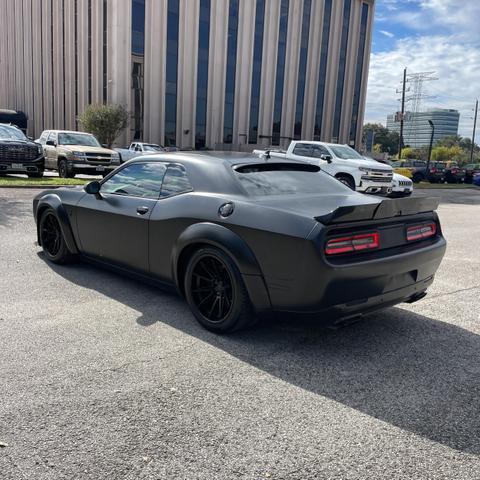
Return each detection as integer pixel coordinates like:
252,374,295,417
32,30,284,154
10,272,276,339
325,232,380,255
430,167,437,173
406,223,436,241
451,168,458,174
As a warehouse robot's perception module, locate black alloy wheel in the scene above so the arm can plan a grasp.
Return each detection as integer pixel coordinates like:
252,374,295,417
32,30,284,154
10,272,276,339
184,247,254,333
39,210,73,264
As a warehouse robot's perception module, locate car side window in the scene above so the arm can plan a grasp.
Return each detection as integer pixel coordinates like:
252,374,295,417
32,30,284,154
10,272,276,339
101,162,167,199
135,144,142,152
38,131,49,145
311,145,330,158
391,161,401,167
47,131,57,144
160,164,193,198
292,143,312,157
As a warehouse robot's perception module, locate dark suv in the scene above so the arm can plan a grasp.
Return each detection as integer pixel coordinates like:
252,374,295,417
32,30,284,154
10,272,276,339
0,124,44,177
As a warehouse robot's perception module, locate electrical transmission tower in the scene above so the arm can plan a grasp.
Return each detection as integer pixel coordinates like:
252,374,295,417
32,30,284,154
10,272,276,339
403,71,438,147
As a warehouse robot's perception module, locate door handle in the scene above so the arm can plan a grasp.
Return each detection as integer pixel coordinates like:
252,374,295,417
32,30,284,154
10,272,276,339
136,206,149,215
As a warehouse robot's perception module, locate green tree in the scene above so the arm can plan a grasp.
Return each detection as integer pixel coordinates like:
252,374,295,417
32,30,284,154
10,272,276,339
363,123,400,155
78,104,129,148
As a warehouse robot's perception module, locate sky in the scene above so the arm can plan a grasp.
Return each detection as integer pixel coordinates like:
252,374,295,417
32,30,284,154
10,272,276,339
365,0,480,139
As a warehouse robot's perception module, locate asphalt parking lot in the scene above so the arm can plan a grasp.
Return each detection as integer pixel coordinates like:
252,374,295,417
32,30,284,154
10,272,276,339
1,187,480,479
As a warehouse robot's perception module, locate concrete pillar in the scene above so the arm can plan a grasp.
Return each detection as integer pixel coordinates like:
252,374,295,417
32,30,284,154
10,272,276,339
232,0,256,148
91,0,104,104
64,0,76,131
144,0,168,145
107,0,132,145
280,0,303,147
31,0,44,136
41,0,53,128
76,0,89,117
177,0,199,149
206,0,228,148
257,0,281,147
53,0,65,129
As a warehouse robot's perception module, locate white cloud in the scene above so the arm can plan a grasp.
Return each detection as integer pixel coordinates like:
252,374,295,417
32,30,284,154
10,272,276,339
365,35,480,138
379,30,395,38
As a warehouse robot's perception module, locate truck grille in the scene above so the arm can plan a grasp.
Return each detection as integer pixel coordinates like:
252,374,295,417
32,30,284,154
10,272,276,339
85,152,112,164
361,176,392,183
0,143,39,162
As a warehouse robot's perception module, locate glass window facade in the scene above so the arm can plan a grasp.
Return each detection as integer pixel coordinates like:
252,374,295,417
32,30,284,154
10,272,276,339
165,0,179,147
349,3,369,146
131,0,145,140
332,0,352,142
248,0,265,144
271,0,289,146
195,0,210,149
223,0,239,144
313,0,332,140
293,0,311,140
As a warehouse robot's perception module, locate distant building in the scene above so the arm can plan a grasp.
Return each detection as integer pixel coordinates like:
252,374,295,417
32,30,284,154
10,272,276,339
0,0,375,150
386,109,460,148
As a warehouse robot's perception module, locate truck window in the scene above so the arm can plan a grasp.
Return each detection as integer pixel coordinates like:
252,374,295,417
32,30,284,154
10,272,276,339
311,145,330,158
292,143,312,157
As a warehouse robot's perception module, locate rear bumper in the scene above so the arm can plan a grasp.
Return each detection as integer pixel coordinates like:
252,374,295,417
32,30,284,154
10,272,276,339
266,235,446,318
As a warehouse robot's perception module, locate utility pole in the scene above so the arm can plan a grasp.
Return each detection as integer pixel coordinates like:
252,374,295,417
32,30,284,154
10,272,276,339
427,120,435,170
398,67,407,159
471,99,478,162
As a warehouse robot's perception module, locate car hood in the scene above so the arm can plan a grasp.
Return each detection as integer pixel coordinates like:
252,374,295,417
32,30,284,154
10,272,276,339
60,145,116,154
342,157,392,171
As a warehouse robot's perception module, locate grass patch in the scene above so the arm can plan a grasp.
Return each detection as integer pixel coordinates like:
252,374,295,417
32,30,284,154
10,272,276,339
415,182,479,189
0,176,89,187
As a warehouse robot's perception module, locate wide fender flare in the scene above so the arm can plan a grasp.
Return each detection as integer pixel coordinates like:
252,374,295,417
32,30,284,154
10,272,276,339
36,194,79,254
171,222,271,311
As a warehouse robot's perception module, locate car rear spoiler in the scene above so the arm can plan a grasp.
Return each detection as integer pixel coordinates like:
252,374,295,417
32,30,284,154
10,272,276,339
315,196,440,225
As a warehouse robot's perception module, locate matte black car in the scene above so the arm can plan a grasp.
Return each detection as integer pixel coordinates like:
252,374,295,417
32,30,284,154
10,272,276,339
33,153,446,333
0,124,44,177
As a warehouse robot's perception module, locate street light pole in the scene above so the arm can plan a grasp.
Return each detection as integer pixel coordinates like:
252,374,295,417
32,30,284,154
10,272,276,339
398,67,407,159
427,120,435,171
470,99,478,162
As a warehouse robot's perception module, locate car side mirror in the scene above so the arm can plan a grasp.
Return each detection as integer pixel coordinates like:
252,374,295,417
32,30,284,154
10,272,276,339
320,154,332,163
46,140,56,146
84,180,101,195
101,144,108,148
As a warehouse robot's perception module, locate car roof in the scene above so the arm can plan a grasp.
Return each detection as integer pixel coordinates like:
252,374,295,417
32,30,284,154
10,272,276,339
43,130,95,135
126,151,312,196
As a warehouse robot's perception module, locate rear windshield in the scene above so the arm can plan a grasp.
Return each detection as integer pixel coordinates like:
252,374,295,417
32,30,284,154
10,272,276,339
234,163,349,197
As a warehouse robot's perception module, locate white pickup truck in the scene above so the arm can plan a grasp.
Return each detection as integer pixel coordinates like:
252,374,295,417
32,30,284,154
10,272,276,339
253,141,393,194
115,142,166,163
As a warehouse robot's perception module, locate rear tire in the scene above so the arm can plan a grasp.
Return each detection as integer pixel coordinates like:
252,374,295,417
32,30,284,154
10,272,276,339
336,174,356,190
184,247,255,333
39,209,74,264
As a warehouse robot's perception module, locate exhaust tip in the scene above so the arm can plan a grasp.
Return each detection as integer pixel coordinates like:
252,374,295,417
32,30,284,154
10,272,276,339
405,291,427,304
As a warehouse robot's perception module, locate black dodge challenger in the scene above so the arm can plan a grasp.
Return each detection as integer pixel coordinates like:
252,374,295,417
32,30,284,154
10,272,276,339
33,152,446,332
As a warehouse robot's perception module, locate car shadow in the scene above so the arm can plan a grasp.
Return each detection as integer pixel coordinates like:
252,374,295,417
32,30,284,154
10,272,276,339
39,254,480,455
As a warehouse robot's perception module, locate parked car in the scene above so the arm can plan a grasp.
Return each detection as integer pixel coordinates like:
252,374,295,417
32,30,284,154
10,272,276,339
115,142,166,163
473,172,480,187
0,123,44,177
254,141,393,194
391,160,445,183
33,152,446,333
388,172,413,197
463,163,480,183
444,161,466,184
37,130,120,178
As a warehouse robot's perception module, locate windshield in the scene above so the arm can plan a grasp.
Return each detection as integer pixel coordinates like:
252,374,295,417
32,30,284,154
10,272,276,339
143,144,164,152
234,163,350,197
329,145,364,160
58,132,101,147
0,125,27,141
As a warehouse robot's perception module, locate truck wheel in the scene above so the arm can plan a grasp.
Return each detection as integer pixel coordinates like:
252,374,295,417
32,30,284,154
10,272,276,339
412,173,424,183
28,170,44,178
336,174,355,190
58,159,68,178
